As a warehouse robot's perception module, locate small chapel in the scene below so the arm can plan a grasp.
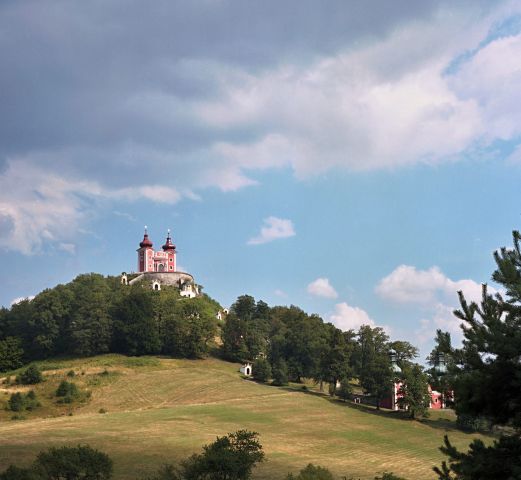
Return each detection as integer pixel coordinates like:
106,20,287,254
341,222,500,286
120,227,200,298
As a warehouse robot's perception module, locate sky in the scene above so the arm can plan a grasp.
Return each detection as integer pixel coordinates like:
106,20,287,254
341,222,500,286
1,0,521,359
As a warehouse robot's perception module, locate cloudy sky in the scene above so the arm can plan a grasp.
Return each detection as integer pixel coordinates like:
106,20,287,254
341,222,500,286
1,0,521,358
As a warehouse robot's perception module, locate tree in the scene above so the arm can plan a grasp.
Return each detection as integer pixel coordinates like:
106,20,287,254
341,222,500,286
359,354,392,410
434,435,521,480
434,230,521,479
16,365,43,385
271,359,289,386
388,341,418,369
337,375,352,402
285,464,334,480
181,430,264,480
111,288,160,356
252,358,271,383
34,445,113,480
426,330,455,409
0,445,112,480
397,364,431,419
0,337,24,372
320,327,352,396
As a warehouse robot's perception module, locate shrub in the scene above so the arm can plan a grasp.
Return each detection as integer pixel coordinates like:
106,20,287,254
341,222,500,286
7,391,40,412
56,381,80,403
16,365,43,385
67,370,75,377
10,414,26,421
286,464,334,480
8,392,25,412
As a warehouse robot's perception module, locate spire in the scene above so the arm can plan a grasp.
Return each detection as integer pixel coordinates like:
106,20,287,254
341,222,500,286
139,226,153,248
162,228,176,251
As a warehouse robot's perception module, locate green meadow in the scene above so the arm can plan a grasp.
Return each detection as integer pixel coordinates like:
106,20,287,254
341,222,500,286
0,355,485,479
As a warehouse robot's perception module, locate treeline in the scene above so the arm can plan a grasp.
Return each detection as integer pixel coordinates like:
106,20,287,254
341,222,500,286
0,274,221,371
222,295,420,405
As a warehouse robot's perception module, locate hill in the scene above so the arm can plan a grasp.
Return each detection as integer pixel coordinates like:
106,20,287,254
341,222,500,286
0,354,485,480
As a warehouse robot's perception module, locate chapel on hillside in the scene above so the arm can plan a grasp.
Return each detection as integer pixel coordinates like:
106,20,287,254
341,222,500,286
120,227,200,298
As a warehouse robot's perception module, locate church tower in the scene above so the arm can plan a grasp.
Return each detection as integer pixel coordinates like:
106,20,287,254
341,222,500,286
137,226,154,272
162,229,177,272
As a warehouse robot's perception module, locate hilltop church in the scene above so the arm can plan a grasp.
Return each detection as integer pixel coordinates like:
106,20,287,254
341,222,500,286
120,227,200,298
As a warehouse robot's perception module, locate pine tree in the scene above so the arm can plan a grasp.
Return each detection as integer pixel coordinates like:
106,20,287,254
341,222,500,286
434,230,521,479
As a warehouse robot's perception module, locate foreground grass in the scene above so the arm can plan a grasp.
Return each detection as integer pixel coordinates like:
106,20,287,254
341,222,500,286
0,355,485,479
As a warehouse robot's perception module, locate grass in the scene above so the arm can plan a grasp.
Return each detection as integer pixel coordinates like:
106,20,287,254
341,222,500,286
0,355,486,479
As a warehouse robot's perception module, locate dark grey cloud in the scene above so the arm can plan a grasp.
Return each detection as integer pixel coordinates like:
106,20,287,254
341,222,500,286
0,0,516,253
0,0,461,156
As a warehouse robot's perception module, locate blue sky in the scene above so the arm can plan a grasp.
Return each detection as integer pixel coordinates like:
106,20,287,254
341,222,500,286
1,0,521,359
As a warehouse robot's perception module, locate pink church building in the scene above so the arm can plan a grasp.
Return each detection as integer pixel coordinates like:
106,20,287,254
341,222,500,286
137,227,177,273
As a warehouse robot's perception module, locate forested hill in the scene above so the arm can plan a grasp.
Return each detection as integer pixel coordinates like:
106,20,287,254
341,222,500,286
0,274,222,371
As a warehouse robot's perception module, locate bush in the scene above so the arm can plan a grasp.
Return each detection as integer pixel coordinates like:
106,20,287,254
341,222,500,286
56,381,80,404
286,464,334,480
7,391,40,412
456,414,493,432
67,370,75,377
8,392,25,412
16,365,43,385
252,357,271,383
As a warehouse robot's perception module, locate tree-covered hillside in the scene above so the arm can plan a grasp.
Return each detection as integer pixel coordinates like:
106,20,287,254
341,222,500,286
0,274,221,370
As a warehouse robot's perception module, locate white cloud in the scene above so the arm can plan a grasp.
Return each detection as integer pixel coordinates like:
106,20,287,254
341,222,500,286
274,289,288,298
0,159,191,254
307,277,338,299
377,264,501,349
2,4,521,254
375,264,491,305
10,295,35,306
58,243,76,254
329,302,376,331
247,216,295,245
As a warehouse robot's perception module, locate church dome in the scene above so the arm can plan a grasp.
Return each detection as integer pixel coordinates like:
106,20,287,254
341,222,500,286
162,230,176,251
139,229,153,248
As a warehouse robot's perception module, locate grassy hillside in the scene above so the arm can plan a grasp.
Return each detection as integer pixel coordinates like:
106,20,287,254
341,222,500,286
0,355,485,479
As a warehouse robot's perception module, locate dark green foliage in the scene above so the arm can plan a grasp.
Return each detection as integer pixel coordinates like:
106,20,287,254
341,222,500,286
434,435,521,480
426,330,455,409
455,414,492,433
142,465,181,480
359,353,392,410
397,364,431,419
0,465,40,480
434,231,521,479
161,299,217,359
222,296,270,362
337,376,352,402
7,390,40,412
0,274,221,364
0,337,24,372
286,464,334,480
56,380,78,398
111,288,160,356
34,445,113,480
271,359,289,386
8,392,25,412
16,365,43,385
374,474,407,480
252,357,271,383
180,430,264,480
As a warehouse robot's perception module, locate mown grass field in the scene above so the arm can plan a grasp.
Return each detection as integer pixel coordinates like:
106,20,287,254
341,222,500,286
0,355,486,479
